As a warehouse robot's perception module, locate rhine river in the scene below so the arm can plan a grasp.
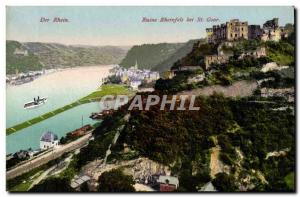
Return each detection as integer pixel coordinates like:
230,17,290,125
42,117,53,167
6,65,113,154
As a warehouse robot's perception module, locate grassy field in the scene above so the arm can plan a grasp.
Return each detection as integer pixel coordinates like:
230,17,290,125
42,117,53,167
6,84,132,135
79,84,131,101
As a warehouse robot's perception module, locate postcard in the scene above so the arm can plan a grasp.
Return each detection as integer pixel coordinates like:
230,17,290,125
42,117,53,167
6,6,295,192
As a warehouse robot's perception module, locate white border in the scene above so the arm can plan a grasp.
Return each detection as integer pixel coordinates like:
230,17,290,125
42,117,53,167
1,0,299,197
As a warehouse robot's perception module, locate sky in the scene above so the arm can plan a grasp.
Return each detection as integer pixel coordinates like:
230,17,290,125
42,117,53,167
6,6,295,46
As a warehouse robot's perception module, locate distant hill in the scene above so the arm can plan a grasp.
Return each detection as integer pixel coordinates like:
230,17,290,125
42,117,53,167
152,39,203,72
119,43,185,70
6,40,128,74
6,40,43,74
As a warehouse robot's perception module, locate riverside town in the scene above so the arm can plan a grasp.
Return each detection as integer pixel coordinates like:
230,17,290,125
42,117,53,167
6,6,295,193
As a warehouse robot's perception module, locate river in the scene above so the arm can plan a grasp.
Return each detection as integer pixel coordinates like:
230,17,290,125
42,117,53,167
6,65,113,154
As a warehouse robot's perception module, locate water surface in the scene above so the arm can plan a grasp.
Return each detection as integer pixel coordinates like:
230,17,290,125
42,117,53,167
6,65,113,154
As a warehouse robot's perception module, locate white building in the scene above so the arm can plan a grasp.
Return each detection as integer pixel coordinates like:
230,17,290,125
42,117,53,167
130,80,142,90
40,131,59,150
13,48,28,56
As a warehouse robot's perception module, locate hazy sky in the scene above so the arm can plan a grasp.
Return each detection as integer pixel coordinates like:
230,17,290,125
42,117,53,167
6,6,294,46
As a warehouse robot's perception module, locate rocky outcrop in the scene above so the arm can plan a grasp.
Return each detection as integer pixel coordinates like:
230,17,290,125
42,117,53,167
261,62,289,73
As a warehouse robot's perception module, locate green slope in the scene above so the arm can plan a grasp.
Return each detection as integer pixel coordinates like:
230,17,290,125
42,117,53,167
119,43,184,70
6,40,43,74
152,39,202,72
6,40,128,74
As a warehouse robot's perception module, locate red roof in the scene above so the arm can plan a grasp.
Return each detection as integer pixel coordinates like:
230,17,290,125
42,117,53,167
159,184,176,192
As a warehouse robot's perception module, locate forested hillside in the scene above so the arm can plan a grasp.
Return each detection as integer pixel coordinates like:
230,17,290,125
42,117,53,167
119,43,184,70
6,40,43,74
6,40,128,74
152,39,203,72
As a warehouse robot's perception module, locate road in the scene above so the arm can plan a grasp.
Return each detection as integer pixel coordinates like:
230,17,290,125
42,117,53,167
178,80,257,98
28,165,57,190
6,132,92,180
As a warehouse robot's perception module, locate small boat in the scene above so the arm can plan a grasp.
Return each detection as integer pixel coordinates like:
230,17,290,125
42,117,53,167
89,109,114,120
24,96,47,109
89,112,103,120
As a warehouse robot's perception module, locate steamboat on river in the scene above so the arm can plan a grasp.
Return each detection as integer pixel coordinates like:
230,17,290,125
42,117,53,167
24,96,47,109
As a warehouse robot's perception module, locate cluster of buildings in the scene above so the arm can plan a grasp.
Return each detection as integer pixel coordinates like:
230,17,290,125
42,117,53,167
203,18,279,69
70,172,179,192
6,148,39,162
6,69,59,86
134,174,179,192
170,18,284,73
7,126,94,170
206,18,288,44
6,70,43,85
112,62,160,90
204,45,267,69
6,131,59,167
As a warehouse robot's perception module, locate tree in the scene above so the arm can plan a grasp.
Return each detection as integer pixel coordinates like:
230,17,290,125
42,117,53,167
29,177,74,192
212,173,237,192
98,169,135,192
80,181,90,192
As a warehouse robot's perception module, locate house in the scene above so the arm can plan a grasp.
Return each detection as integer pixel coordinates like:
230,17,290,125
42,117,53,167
179,66,202,71
138,88,155,93
187,73,205,84
12,148,37,160
13,150,30,160
13,48,28,56
204,55,230,70
71,175,91,191
163,70,176,79
157,175,179,192
199,182,217,192
130,80,142,90
148,72,160,81
40,131,59,150
238,47,266,59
